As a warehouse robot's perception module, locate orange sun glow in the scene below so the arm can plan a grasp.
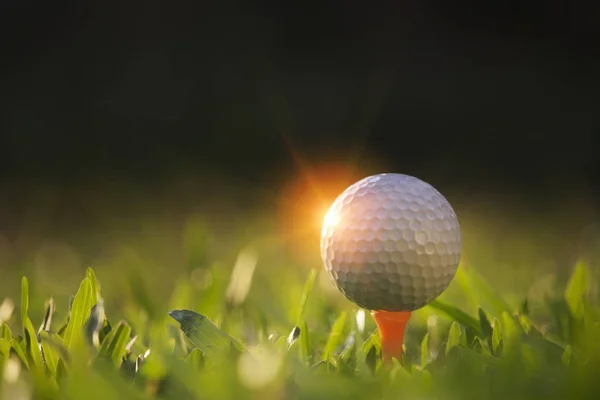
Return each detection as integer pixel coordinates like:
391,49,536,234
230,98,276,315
276,162,366,266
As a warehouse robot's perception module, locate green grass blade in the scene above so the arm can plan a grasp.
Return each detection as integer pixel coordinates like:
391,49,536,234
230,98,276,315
21,277,44,371
296,269,318,325
40,331,70,365
10,338,29,369
564,260,589,319
445,321,462,355
169,309,244,360
420,332,430,367
185,348,205,369
21,277,29,327
295,270,318,365
322,312,347,362
97,327,117,350
86,267,101,305
300,320,311,363
24,321,44,371
339,332,356,362
501,311,521,355
492,317,502,354
475,337,492,357
98,321,131,368
39,331,60,377
478,308,493,338
358,329,381,374
427,300,482,336
0,337,10,359
517,313,534,334
63,278,93,351
1,324,11,341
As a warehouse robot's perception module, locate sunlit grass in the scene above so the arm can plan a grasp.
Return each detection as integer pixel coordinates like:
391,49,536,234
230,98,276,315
0,244,599,399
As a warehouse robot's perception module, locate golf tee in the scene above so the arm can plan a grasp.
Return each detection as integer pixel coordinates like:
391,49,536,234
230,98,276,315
371,310,412,363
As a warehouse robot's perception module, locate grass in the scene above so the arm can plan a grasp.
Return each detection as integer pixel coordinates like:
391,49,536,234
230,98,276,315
1,254,599,399
0,181,598,399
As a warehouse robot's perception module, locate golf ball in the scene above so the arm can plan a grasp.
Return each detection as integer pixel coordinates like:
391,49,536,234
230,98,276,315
320,173,461,312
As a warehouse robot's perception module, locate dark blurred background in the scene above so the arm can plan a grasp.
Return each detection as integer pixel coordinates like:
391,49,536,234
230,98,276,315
2,1,599,187
1,1,599,302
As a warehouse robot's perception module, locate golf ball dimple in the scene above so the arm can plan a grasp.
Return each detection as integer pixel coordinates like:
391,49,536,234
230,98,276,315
321,173,461,312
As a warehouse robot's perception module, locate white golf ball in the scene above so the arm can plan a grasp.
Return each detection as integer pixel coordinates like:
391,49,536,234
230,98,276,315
320,173,461,311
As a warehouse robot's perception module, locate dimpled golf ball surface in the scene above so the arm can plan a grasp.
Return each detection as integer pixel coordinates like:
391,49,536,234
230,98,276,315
321,173,461,312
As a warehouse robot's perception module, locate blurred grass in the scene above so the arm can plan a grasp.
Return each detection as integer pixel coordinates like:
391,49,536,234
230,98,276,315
0,175,599,399
1,258,599,399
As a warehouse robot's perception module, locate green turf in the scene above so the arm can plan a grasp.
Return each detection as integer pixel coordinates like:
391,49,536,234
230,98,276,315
0,255,599,399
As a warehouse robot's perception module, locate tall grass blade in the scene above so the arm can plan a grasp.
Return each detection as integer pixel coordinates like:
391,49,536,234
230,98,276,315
420,332,430,367
98,321,131,368
445,322,462,355
1,324,11,341
21,277,44,370
492,317,502,354
478,308,493,338
322,312,347,362
296,269,318,326
564,260,590,319
10,338,29,369
86,267,102,305
0,338,10,359
63,278,93,352
39,331,61,377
